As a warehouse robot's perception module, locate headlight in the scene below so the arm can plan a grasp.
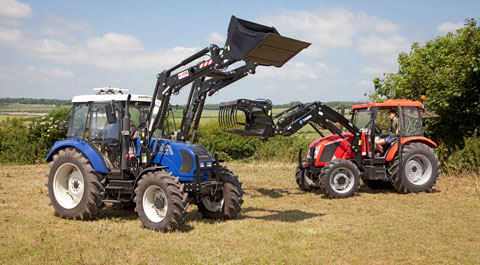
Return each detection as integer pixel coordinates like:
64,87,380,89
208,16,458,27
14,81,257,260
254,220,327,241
314,146,321,158
199,163,205,168
206,161,212,167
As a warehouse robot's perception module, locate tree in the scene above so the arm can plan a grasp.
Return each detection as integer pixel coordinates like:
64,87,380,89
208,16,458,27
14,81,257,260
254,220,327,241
371,19,480,148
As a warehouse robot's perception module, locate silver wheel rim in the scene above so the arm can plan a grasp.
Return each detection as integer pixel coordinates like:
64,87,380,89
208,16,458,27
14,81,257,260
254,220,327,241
53,163,84,209
143,185,168,223
201,196,224,212
405,154,432,185
330,167,355,194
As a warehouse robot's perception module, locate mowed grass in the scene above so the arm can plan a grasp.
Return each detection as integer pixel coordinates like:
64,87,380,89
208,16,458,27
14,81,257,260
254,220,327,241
1,163,479,264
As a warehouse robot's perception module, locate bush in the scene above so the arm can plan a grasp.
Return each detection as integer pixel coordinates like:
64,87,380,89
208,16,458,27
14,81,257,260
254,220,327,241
194,120,315,162
0,108,68,164
437,133,480,174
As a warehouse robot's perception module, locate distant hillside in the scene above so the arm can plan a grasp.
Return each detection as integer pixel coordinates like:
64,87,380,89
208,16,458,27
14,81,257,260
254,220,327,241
0,98,71,107
0,98,363,110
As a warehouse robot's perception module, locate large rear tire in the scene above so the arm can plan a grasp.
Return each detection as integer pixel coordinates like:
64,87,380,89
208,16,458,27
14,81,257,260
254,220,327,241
134,171,188,232
319,159,360,199
197,166,244,220
47,148,104,220
389,142,440,193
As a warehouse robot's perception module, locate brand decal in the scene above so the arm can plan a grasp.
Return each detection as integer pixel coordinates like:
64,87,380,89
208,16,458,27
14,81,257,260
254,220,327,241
178,70,189,79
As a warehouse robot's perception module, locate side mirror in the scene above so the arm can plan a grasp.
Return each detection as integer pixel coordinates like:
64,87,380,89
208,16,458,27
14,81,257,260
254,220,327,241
105,103,117,124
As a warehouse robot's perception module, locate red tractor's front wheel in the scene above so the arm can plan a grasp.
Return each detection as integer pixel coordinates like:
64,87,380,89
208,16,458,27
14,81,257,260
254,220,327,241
319,159,360,199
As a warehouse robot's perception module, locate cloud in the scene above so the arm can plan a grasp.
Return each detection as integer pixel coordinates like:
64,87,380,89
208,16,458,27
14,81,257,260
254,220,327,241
437,21,463,34
255,61,338,81
0,65,74,86
361,66,387,75
0,0,33,19
357,34,409,65
205,32,225,44
258,8,400,58
86,33,145,53
0,26,22,45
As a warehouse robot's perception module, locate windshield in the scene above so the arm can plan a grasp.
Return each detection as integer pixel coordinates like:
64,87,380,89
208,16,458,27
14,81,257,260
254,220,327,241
129,102,150,129
351,109,371,129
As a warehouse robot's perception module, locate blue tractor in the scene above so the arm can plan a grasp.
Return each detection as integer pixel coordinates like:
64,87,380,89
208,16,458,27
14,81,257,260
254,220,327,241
45,16,310,231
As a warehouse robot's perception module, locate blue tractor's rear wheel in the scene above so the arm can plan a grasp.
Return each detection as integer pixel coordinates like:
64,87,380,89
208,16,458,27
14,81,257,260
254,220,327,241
46,147,104,220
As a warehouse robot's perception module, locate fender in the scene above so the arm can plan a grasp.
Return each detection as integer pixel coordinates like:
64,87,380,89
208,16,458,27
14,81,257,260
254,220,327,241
46,139,108,174
133,166,168,189
385,136,437,162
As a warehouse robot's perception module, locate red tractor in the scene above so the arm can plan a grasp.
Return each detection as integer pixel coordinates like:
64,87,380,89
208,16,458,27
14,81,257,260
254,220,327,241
219,98,441,198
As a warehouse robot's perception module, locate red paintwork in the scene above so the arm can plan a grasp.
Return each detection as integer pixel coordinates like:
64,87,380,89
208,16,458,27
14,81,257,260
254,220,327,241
306,133,355,167
385,136,437,162
351,99,423,110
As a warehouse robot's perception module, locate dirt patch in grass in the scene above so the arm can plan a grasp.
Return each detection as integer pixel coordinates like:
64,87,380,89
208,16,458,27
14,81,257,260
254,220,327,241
1,163,479,264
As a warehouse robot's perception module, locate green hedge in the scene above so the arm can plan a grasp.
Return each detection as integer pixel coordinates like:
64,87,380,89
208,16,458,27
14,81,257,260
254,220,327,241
0,108,68,164
194,120,316,162
435,132,480,174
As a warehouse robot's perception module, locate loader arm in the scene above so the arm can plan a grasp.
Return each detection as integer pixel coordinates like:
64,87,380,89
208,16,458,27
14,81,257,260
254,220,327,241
219,99,362,154
176,62,257,142
145,15,310,143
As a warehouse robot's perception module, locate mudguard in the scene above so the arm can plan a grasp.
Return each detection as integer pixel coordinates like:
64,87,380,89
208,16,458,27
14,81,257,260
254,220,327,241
46,138,108,174
385,136,437,162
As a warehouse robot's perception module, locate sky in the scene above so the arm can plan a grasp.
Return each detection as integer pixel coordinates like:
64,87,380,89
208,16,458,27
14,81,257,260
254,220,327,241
0,0,478,104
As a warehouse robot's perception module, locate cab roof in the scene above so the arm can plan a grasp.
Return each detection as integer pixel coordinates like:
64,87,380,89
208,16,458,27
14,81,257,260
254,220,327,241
351,99,423,110
72,94,152,103
71,88,152,103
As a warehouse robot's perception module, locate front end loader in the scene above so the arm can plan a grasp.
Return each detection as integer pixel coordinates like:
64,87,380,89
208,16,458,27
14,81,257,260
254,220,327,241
219,98,440,199
45,16,310,232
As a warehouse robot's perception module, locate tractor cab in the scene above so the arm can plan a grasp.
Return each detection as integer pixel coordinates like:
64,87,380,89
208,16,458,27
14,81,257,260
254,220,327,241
350,99,426,159
63,88,151,171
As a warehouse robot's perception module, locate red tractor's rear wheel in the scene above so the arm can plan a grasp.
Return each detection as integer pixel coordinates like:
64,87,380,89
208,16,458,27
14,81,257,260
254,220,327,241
389,142,440,193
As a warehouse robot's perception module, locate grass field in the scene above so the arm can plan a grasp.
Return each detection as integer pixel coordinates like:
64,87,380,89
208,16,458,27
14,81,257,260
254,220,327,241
1,163,479,264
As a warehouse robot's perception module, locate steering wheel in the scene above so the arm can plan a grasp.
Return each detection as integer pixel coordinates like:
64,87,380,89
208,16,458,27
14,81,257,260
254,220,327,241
365,120,383,135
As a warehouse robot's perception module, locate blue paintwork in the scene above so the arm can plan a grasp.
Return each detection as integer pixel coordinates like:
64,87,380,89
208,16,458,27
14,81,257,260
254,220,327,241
136,138,213,182
46,138,108,174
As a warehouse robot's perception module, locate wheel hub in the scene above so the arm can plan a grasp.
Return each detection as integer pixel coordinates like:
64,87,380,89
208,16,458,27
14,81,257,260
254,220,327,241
53,163,84,209
405,154,433,185
153,195,165,210
330,168,354,194
143,185,168,223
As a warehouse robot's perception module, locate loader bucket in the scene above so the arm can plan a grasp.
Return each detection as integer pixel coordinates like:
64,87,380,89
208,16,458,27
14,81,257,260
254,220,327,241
224,16,311,67
219,99,275,137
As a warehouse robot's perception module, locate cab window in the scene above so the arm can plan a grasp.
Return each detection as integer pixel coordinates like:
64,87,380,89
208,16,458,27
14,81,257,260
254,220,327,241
352,109,371,129
403,106,423,136
67,103,89,139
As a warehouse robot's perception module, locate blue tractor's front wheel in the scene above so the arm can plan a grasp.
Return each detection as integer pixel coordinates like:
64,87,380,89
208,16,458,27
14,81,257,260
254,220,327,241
134,171,188,232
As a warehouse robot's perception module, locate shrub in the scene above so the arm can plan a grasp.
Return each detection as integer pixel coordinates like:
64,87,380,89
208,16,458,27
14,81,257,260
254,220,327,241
194,120,315,162
437,133,480,174
0,108,68,164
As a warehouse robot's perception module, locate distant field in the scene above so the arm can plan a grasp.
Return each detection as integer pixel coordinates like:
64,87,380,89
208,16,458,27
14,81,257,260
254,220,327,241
0,163,479,264
0,104,56,113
